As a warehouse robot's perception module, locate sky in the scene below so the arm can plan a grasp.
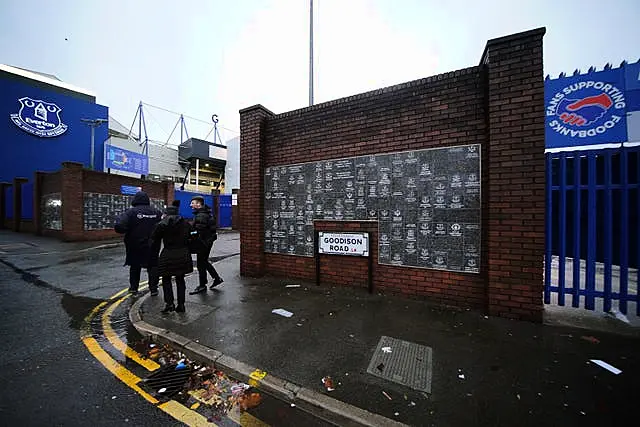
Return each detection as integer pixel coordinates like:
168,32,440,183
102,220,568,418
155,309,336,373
1,0,639,146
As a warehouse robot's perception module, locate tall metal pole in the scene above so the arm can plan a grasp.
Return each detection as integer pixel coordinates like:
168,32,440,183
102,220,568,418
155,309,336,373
309,0,314,106
138,102,142,144
90,126,95,170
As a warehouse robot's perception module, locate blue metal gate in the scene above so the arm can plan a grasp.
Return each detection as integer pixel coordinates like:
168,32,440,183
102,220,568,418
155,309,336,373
544,146,639,315
218,195,232,228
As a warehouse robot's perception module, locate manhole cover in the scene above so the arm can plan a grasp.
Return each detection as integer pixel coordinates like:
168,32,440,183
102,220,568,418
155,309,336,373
366,336,433,393
141,364,192,400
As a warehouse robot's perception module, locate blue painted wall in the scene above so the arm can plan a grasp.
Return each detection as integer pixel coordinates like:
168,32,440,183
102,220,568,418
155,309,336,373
0,72,108,182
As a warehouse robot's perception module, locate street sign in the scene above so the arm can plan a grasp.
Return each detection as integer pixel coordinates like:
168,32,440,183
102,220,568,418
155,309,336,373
120,185,142,195
318,232,369,257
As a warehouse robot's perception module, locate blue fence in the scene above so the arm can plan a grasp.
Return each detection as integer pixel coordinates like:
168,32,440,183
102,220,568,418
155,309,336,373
545,146,640,315
218,195,232,228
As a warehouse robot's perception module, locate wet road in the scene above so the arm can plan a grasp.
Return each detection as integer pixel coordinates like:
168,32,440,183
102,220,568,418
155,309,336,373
0,239,332,426
0,261,180,426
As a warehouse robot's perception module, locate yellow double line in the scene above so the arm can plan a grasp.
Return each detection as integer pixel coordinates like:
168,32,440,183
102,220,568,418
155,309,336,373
80,282,221,425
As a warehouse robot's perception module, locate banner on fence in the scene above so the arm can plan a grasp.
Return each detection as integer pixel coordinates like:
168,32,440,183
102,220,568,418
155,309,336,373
545,60,640,149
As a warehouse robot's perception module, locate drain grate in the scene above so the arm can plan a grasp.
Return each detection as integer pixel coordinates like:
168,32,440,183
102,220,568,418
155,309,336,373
366,336,433,393
141,364,192,400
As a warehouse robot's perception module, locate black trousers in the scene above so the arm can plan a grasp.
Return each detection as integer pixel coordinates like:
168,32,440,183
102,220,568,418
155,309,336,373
129,265,159,292
162,275,186,305
196,243,221,286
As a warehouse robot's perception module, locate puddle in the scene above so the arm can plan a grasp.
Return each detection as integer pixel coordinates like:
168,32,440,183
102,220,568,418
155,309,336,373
60,293,104,330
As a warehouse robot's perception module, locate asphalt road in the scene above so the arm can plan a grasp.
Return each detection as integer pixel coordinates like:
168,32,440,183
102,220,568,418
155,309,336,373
0,235,331,427
0,261,181,426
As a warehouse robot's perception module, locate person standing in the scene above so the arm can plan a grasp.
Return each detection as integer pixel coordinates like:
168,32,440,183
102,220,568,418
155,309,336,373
114,191,162,295
188,196,223,295
151,200,193,313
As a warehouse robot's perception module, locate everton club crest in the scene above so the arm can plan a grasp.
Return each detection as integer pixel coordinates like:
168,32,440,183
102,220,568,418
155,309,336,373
10,97,68,137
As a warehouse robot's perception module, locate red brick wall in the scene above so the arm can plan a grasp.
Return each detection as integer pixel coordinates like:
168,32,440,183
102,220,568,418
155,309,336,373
483,30,546,320
240,28,546,321
35,162,174,242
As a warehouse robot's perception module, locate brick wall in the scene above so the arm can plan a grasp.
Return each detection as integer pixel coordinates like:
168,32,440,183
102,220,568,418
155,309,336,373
483,30,546,320
35,162,173,242
240,28,546,321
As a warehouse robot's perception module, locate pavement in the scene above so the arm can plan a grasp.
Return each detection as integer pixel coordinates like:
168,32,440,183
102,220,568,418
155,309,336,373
2,229,640,427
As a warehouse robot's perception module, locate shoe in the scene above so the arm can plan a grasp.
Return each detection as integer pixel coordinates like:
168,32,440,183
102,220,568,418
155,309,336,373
209,278,224,289
150,289,159,297
175,304,185,313
161,303,175,313
128,288,138,295
189,285,207,295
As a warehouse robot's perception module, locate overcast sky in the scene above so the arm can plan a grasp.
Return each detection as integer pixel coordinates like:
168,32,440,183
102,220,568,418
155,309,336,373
1,0,638,145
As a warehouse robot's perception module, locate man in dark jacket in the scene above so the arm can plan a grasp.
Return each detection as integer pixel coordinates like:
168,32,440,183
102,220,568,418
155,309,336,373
188,196,223,294
114,191,162,295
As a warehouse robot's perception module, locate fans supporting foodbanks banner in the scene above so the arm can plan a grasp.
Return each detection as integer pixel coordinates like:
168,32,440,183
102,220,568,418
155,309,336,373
545,60,640,149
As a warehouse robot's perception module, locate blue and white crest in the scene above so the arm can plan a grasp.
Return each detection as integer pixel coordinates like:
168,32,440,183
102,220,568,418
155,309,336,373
10,97,68,137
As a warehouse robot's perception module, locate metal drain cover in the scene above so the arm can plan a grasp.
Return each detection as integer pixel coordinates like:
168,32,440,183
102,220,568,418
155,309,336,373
366,336,433,393
141,364,192,400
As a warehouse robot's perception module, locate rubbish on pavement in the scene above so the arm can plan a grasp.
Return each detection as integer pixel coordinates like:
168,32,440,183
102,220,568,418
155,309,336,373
516,394,521,400
345,372,349,376
231,383,251,396
285,284,301,288
382,391,392,400
249,369,267,381
409,401,416,406
581,335,600,344
190,402,200,410
458,374,465,379
239,393,262,410
377,363,384,371
111,396,117,400
322,376,335,391
607,308,630,324
149,344,156,348
349,334,355,338
296,323,303,327
175,362,187,370
394,412,399,416
272,308,293,317
590,359,622,375
158,388,167,393
382,346,392,353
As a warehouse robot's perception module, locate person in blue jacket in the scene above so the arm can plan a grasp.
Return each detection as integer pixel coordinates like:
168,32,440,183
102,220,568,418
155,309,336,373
114,191,162,295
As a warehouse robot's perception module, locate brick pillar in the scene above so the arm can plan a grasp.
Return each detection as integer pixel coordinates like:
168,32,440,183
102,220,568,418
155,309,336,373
33,172,45,236
163,181,174,207
12,177,28,232
239,105,274,277
482,28,546,322
0,182,10,229
60,162,85,242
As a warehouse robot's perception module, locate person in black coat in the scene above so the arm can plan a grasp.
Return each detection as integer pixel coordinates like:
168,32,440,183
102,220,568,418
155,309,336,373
114,191,162,295
188,196,223,295
151,200,193,313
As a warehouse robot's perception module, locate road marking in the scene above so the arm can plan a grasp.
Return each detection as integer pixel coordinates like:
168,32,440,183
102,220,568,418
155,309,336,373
102,293,161,371
81,284,231,426
82,336,159,404
157,400,216,426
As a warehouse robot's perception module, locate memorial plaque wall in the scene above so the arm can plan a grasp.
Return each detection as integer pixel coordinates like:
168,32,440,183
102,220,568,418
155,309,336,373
83,192,165,230
264,144,481,273
41,193,62,230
